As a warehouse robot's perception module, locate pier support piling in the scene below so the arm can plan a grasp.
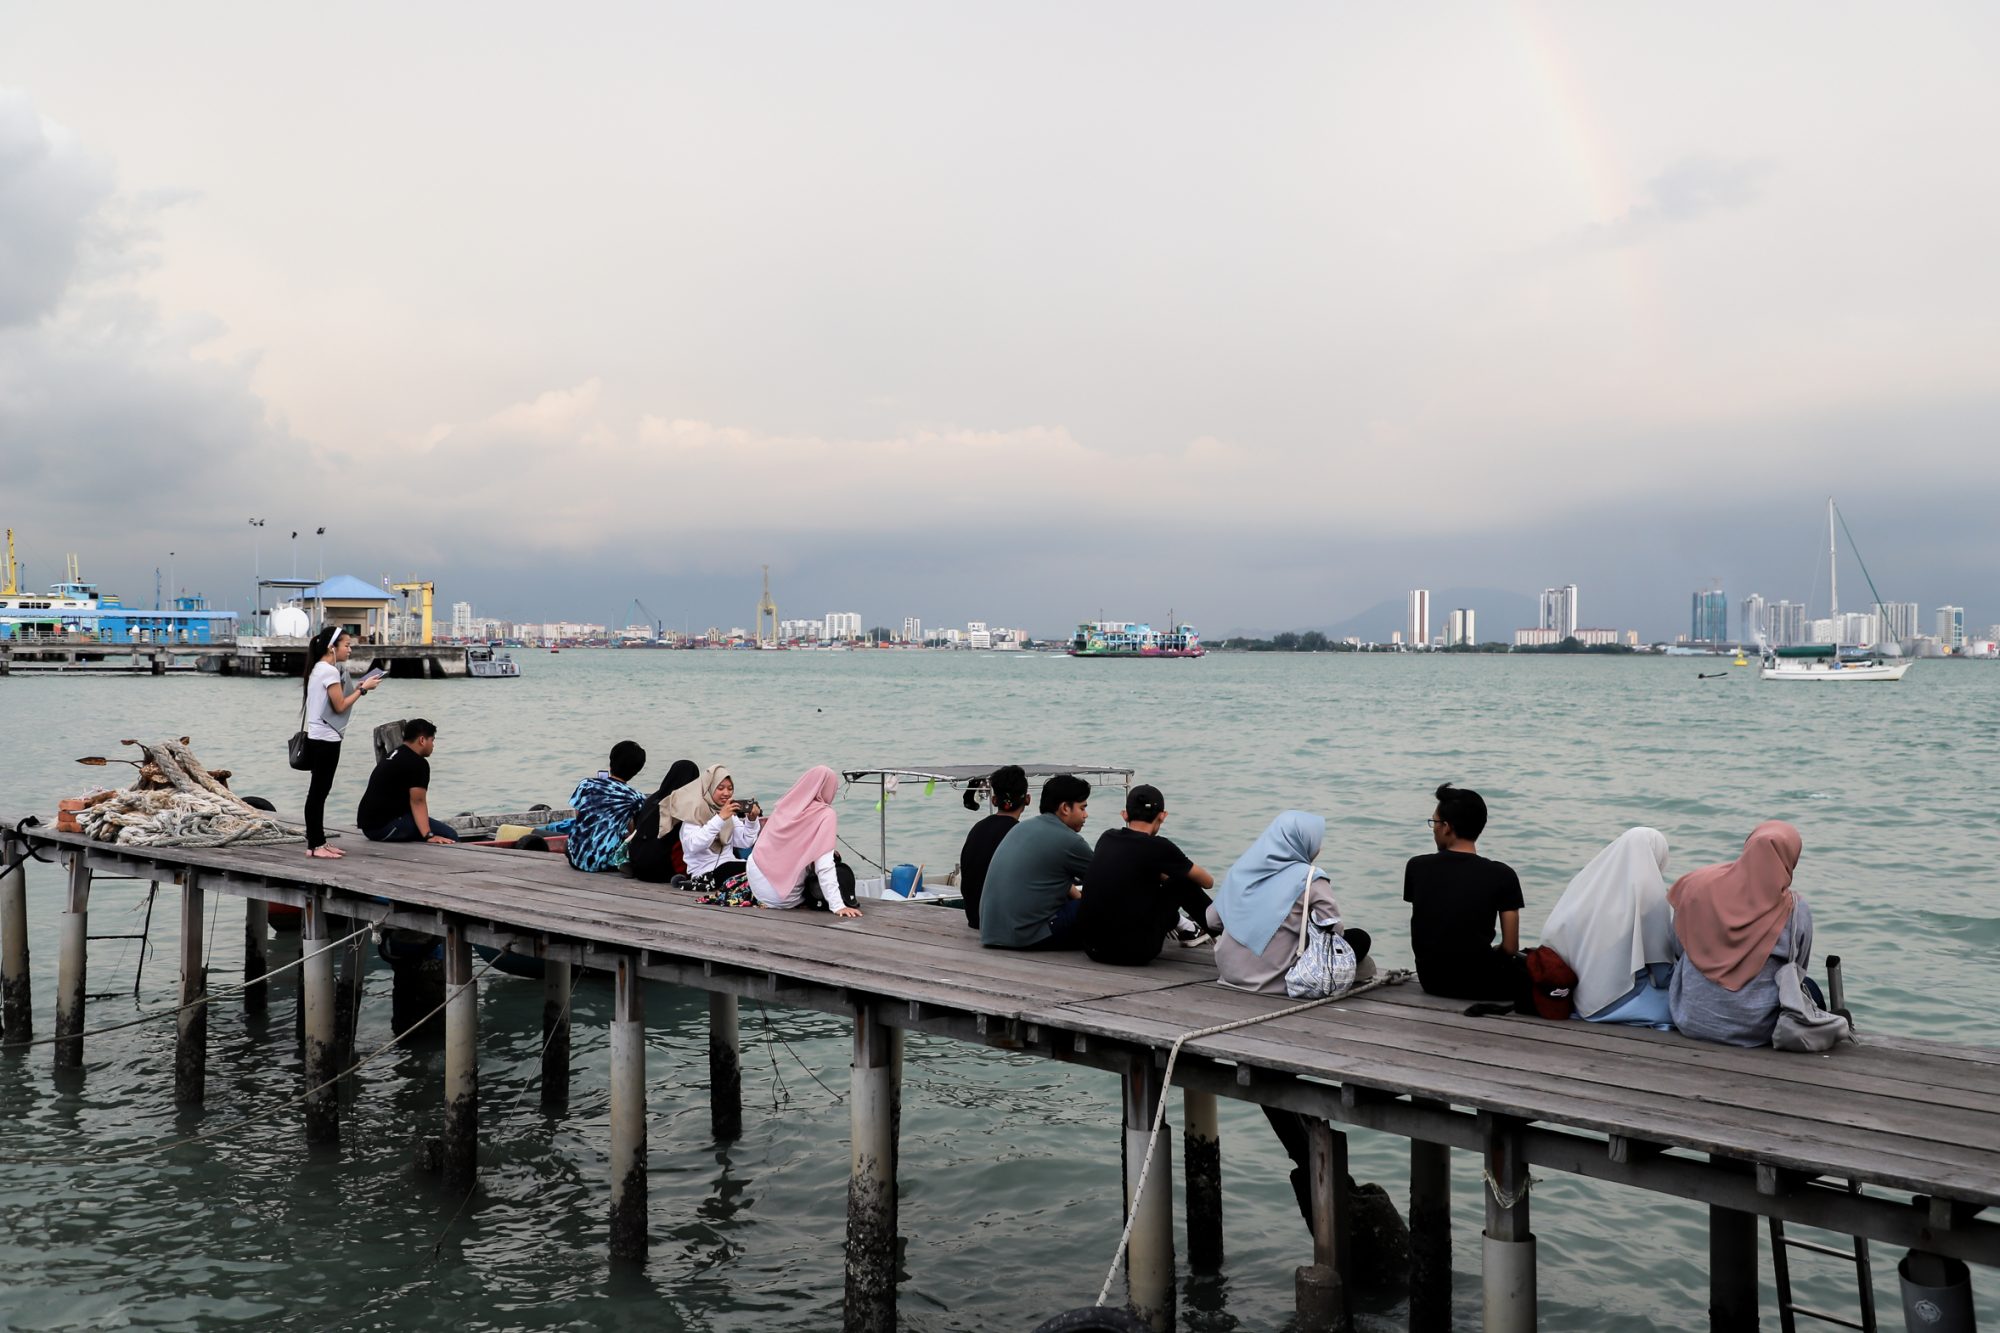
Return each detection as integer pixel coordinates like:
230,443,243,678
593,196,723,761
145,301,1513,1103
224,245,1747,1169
1481,1114,1537,1333
1409,1130,1454,1333
442,923,478,1190
175,875,206,1106
607,955,646,1260
242,899,269,1015
335,915,365,1069
1121,1058,1176,1333
1708,1157,1759,1333
709,992,742,1140
54,853,91,1068
1183,1088,1223,1273
1296,1117,1351,1333
845,1004,902,1333
540,954,570,1113
302,896,340,1142
1,832,32,1042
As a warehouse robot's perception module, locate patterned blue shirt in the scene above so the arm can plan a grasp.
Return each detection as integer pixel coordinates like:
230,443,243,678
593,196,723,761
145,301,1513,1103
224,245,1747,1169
566,772,644,872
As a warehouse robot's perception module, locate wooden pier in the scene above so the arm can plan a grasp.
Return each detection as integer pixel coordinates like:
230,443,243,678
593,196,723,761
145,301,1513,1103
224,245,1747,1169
0,640,483,678
2,818,1994,1331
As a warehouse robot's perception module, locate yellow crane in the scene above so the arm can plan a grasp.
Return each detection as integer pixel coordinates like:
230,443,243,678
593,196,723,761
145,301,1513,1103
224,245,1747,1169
391,579,436,645
3,529,17,596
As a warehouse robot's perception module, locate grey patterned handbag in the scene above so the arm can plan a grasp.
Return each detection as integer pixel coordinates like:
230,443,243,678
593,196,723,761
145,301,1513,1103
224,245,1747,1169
1283,869,1357,1000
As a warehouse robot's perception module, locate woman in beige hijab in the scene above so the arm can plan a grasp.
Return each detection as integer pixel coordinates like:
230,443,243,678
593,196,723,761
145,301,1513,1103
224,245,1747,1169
670,764,764,881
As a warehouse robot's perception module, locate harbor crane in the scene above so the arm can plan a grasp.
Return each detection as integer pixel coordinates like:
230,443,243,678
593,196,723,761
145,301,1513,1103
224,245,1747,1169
3,530,16,596
631,598,663,640
391,579,436,645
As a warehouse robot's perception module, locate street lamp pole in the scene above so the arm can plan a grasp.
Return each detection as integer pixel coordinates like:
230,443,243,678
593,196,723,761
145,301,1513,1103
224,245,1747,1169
316,527,326,580
249,519,265,634
291,531,298,579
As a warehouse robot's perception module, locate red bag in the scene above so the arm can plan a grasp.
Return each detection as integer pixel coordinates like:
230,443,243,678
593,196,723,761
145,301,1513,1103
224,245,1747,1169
1523,946,1578,1020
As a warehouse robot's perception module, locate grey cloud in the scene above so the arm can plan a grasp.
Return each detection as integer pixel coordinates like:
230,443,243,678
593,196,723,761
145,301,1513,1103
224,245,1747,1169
1573,156,1775,250
0,89,113,326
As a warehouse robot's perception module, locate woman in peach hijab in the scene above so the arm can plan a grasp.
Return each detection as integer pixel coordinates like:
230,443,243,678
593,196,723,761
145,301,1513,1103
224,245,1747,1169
1666,821,1813,1046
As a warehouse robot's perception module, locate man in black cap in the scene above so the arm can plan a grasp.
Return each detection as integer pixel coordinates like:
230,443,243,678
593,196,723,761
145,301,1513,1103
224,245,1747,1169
1077,783,1216,965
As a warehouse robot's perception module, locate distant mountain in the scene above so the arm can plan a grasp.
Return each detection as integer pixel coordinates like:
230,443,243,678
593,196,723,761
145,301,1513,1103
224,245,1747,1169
1321,588,1540,644
1213,588,1543,644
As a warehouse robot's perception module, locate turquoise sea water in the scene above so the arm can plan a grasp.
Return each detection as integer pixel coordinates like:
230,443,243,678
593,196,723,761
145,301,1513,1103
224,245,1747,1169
0,650,1995,1330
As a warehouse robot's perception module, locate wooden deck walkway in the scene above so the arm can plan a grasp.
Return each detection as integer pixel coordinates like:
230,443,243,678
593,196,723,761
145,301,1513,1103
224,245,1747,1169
3,817,1994,1332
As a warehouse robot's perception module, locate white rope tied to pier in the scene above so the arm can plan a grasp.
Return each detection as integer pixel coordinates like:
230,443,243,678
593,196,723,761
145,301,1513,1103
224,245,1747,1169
1093,968,1415,1311
1482,1167,1541,1211
0,911,386,1050
70,738,306,847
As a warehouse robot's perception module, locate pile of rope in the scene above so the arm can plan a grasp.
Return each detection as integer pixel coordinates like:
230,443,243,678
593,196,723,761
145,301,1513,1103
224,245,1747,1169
70,738,306,848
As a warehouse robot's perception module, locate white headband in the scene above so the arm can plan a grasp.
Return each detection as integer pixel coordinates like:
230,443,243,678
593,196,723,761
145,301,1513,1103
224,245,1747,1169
329,626,344,645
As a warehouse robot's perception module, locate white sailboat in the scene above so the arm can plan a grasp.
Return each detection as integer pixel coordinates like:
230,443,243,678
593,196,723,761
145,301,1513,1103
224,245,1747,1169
1760,498,1914,683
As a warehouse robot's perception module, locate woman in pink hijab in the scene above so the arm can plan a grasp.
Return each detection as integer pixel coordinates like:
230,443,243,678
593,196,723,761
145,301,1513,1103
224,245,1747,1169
745,766,861,919
1666,821,1812,1046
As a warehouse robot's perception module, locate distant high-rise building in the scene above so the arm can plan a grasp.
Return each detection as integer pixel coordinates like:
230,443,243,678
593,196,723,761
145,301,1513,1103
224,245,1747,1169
1691,589,1728,646
902,616,922,643
1740,593,1766,644
1408,589,1431,647
1936,605,1966,651
1767,600,1807,647
1539,585,1579,636
1872,601,1919,645
450,600,473,637
1445,607,1475,647
823,611,863,640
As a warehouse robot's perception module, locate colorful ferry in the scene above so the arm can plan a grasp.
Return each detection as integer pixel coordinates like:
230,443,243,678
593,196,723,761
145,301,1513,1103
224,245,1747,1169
1068,619,1205,658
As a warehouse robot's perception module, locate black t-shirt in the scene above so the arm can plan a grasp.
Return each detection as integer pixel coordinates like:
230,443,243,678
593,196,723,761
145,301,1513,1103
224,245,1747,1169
1403,850,1524,980
958,813,1020,929
1078,827,1196,966
357,746,430,832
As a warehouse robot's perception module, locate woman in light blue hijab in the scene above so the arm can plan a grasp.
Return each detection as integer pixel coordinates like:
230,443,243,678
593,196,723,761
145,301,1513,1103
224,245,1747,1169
1209,811,1373,993
1204,810,1375,1241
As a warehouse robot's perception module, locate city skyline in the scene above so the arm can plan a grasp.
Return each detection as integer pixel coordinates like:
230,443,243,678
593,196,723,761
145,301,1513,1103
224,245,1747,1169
3,7,1995,638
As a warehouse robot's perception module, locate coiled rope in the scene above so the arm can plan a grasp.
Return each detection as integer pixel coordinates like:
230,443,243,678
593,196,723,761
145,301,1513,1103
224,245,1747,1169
0,946,510,1167
1093,969,1413,1310
0,911,388,1050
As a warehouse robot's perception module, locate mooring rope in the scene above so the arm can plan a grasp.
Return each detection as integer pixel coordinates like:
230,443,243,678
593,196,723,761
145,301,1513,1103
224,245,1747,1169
0,911,389,1050
0,946,509,1167
1092,969,1414,1310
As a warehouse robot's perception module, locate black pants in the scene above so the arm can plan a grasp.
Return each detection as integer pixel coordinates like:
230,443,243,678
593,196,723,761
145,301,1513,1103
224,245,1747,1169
1418,947,1528,1003
302,738,341,849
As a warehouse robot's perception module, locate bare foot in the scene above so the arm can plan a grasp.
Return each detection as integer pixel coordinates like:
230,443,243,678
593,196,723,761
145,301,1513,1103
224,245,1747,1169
307,846,340,859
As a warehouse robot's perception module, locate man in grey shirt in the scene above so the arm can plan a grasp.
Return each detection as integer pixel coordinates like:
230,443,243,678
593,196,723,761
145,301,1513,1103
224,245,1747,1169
979,774,1094,950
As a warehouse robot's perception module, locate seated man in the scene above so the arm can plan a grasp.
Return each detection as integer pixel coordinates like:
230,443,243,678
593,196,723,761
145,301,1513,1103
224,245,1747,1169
1077,784,1216,965
979,773,1094,951
357,718,459,843
566,740,648,872
1404,782,1527,1001
958,764,1030,930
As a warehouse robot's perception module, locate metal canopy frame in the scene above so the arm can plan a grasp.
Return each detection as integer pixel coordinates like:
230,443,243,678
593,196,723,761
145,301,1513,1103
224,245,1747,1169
838,764,1136,874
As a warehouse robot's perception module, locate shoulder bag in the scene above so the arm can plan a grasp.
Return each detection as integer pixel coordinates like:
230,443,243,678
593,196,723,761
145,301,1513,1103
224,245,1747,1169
1284,869,1357,1000
287,688,311,771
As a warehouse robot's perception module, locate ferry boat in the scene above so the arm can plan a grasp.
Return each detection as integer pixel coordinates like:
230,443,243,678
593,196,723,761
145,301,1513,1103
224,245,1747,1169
466,646,521,678
1068,619,1205,658
0,538,236,644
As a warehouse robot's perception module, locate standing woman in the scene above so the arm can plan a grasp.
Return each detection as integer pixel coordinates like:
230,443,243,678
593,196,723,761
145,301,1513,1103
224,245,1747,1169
300,625,378,858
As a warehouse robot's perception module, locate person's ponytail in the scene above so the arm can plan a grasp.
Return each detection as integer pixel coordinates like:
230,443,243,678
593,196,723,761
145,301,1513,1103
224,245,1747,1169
303,626,338,698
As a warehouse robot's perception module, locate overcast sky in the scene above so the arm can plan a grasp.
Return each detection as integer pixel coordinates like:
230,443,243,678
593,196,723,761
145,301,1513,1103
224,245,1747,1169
2,3,1995,637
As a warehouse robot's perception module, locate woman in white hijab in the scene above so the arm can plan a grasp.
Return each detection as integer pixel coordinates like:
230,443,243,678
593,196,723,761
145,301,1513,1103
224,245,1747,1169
1539,827,1677,1027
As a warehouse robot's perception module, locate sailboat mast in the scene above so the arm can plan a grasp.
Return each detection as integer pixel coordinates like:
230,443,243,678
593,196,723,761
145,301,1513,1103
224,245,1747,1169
1828,497,1839,624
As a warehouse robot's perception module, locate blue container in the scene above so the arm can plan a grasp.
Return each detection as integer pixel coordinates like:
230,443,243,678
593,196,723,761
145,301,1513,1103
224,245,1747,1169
889,863,924,897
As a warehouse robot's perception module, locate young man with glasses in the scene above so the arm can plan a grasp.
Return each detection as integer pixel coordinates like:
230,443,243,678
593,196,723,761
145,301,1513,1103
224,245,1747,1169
1403,783,1526,1000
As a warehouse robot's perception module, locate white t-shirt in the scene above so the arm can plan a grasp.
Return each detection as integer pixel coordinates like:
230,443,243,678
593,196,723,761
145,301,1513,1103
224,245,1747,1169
304,662,350,742
746,850,839,910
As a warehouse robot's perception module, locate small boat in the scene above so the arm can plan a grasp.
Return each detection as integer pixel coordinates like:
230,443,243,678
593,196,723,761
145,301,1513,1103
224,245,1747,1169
466,646,521,678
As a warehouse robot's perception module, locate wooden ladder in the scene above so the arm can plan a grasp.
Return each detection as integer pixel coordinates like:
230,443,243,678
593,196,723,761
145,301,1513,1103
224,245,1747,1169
1769,1179,1878,1333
